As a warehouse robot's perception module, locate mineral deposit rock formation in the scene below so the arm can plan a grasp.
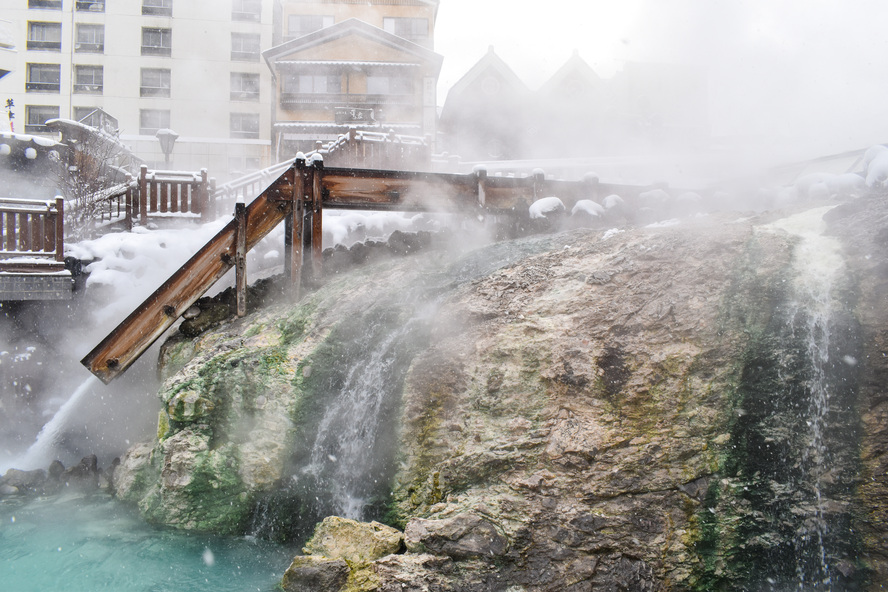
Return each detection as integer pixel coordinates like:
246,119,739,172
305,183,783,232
113,194,888,590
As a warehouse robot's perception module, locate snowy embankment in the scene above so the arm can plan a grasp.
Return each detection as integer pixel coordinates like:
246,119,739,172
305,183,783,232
66,210,442,328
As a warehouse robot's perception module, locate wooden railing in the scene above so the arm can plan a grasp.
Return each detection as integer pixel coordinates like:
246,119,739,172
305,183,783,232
315,129,432,170
0,197,65,272
137,165,211,225
94,181,138,231
83,158,676,383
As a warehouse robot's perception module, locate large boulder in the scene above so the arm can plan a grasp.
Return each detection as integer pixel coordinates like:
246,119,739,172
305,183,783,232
280,556,349,592
303,516,403,563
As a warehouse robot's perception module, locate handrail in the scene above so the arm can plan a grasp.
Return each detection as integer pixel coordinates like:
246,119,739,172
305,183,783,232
0,197,65,264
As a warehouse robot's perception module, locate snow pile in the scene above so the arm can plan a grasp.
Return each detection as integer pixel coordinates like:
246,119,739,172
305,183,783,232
66,210,446,326
571,199,604,218
529,197,566,219
864,145,888,187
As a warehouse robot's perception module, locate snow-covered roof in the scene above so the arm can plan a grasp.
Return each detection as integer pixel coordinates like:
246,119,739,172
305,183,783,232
443,46,530,104
0,131,61,148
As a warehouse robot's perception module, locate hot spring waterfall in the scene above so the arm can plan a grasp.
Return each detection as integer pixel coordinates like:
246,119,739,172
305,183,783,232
15,376,101,471
755,207,859,590
250,298,434,541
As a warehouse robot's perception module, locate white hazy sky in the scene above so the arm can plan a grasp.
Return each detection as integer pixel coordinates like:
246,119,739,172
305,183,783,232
433,0,888,156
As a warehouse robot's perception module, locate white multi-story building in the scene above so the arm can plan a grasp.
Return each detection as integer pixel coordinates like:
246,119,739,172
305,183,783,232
0,0,274,177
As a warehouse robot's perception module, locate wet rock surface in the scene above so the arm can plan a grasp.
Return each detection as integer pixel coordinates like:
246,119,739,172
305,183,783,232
110,193,888,590
0,454,119,497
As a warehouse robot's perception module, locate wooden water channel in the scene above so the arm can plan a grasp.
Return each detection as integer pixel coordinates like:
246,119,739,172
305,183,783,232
81,157,622,383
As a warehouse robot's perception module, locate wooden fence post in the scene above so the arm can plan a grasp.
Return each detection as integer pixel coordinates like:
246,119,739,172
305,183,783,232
532,169,546,200
234,201,247,317
475,167,487,207
311,158,323,278
139,165,148,226
54,197,64,262
201,169,211,222
125,184,133,231
285,158,305,298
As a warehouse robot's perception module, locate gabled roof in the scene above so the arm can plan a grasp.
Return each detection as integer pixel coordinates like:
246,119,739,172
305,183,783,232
537,51,603,97
443,46,530,104
263,18,442,74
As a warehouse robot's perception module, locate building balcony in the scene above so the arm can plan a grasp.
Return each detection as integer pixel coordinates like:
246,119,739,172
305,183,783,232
75,43,104,53
28,0,62,9
280,92,414,109
26,40,61,51
73,83,102,94
76,1,105,11
26,82,60,93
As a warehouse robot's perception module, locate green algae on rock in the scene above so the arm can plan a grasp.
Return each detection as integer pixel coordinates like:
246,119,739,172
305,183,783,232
110,202,888,590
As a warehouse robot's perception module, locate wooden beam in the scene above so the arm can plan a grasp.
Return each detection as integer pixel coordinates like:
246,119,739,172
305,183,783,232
311,159,323,278
81,166,296,384
234,201,247,317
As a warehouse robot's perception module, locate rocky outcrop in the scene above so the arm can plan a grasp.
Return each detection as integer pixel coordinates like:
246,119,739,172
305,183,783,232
0,455,119,497
112,193,888,590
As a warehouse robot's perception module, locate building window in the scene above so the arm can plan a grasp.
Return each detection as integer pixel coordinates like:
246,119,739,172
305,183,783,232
140,68,171,97
282,74,340,94
75,24,104,53
76,1,105,11
142,28,172,56
231,33,260,61
382,17,429,41
230,113,260,139
230,72,260,101
73,65,103,94
367,75,413,95
25,105,59,133
140,109,170,136
28,0,62,9
27,22,62,51
26,63,61,93
142,0,172,16
232,0,261,21
287,15,333,39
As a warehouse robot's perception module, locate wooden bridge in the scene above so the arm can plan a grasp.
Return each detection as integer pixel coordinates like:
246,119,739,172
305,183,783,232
81,156,648,383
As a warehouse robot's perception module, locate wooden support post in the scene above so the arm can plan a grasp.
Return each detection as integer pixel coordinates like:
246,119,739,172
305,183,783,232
54,197,64,262
125,184,133,231
311,158,323,278
532,169,546,200
285,158,306,298
139,165,148,226
201,169,211,221
234,201,247,317
475,167,487,207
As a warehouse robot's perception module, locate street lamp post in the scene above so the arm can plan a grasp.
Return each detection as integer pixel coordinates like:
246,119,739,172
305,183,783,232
155,128,179,168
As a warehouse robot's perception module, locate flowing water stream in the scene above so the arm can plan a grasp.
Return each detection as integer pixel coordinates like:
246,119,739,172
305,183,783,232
740,207,860,590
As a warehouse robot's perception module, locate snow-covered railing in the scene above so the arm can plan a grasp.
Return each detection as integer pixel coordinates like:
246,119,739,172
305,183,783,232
311,128,432,170
137,165,210,224
93,179,139,230
211,158,294,212
0,197,65,270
